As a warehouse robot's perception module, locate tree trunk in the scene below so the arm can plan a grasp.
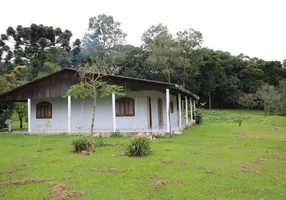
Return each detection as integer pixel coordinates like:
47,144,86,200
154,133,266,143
90,97,97,135
19,118,23,129
208,91,212,110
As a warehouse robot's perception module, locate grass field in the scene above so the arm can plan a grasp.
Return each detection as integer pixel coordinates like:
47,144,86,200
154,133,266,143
0,110,285,199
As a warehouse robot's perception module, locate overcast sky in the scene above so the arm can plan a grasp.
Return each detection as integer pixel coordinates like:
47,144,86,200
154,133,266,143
1,0,285,62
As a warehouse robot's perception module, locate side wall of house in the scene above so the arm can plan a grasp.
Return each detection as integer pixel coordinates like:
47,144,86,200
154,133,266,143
30,90,178,133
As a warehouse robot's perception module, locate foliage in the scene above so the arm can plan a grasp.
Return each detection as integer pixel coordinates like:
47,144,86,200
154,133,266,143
36,62,61,78
110,130,122,137
195,108,203,124
256,83,285,115
66,59,124,134
0,76,15,128
0,24,81,78
233,115,243,126
237,92,259,109
14,103,27,128
71,137,89,152
82,13,127,65
126,137,151,157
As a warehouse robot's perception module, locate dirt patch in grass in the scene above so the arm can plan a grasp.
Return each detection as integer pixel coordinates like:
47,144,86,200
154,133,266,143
178,161,189,166
229,145,241,149
234,161,260,175
255,158,265,164
200,166,215,174
153,179,183,187
0,192,6,197
102,168,132,174
0,178,51,186
234,132,248,139
103,168,121,173
160,159,173,164
266,149,279,157
257,134,268,140
49,184,83,200
242,169,260,174
6,163,28,174
48,181,60,186
46,147,53,150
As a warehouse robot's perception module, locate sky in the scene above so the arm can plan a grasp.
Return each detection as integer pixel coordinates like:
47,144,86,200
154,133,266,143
1,0,285,62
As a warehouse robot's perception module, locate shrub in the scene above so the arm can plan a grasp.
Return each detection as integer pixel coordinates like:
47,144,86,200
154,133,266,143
233,116,243,126
110,130,122,137
126,137,151,157
71,137,89,152
195,108,203,124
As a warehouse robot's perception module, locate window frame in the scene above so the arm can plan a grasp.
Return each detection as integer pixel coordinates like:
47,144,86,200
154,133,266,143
36,101,52,119
116,97,135,117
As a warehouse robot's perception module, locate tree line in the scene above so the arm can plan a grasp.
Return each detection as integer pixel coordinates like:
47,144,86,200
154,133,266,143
1,14,286,127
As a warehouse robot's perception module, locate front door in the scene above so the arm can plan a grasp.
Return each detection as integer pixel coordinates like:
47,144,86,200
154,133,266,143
158,98,163,127
147,97,152,128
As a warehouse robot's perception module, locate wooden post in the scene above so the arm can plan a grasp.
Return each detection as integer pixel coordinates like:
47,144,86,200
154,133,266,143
112,93,116,132
166,88,170,132
185,96,188,125
178,94,182,128
27,98,31,133
190,98,193,122
68,95,71,133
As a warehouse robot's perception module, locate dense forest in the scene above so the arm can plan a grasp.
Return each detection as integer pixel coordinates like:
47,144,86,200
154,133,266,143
1,14,286,116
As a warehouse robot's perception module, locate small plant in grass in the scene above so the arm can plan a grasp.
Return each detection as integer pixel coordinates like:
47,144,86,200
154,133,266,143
127,137,151,157
110,130,122,137
71,137,89,152
234,116,243,126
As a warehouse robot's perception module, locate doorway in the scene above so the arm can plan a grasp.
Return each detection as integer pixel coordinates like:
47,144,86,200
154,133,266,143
157,98,163,127
147,97,152,128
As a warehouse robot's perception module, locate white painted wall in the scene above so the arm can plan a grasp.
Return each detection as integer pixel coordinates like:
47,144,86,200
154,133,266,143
30,90,178,133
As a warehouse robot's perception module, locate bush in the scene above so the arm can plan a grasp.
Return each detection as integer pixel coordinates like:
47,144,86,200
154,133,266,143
195,108,203,124
126,137,151,157
71,137,89,152
110,130,122,137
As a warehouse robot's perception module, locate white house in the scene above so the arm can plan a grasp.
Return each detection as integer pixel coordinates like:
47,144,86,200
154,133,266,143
0,68,198,134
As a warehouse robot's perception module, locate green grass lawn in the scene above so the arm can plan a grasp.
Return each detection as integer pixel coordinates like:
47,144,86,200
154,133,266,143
0,110,285,199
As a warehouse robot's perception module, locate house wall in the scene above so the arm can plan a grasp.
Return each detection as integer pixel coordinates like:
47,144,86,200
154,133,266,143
30,90,178,133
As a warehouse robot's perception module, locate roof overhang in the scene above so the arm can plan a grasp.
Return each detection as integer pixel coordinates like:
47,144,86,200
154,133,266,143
0,68,199,102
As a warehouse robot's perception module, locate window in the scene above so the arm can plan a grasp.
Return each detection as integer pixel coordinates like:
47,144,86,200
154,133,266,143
36,101,52,118
170,100,174,113
116,97,135,116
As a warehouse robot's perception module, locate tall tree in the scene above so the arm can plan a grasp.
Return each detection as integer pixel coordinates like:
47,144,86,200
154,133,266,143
141,23,171,50
0,24,77,78
198,49,226,109
82,14,127,58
